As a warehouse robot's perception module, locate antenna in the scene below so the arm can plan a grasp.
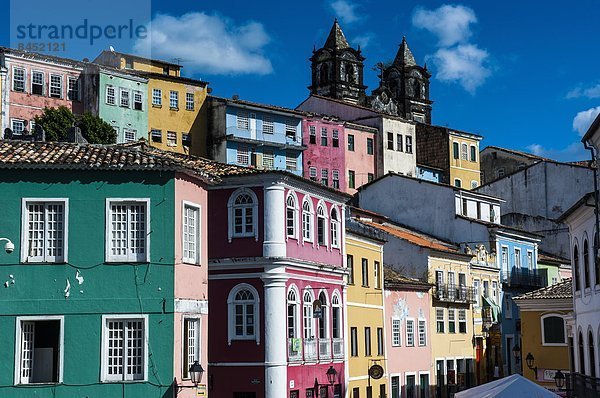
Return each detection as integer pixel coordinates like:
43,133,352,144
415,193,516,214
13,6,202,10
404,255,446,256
171,57,186,66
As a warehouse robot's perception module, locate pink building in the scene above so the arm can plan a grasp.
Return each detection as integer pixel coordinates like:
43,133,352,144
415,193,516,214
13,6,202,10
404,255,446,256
384,267,433,398
208,172,350,398
344,122,378,194
1,48,84,135
303,116,346,192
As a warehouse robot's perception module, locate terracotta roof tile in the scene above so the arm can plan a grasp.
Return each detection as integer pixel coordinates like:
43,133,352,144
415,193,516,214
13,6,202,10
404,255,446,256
514,278,572,300
384,266,432,289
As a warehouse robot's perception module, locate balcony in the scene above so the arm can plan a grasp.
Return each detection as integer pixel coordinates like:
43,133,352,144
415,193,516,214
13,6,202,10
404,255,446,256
288,337,343,363
304,338,318,361
288,338,303,362
332,338,344,360
571,372,600,397
501,267,547,289
433,284,476,303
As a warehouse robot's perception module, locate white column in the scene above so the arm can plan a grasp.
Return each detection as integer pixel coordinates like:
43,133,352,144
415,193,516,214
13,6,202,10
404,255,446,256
1,67,9,134
343,284,350,398
263,183,286,258
262,265,288,398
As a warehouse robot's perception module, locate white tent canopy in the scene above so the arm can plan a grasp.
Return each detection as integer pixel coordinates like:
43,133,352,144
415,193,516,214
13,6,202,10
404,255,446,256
455,374,560,398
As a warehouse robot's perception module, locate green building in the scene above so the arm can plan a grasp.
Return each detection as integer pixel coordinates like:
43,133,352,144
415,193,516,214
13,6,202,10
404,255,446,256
538,251,571,286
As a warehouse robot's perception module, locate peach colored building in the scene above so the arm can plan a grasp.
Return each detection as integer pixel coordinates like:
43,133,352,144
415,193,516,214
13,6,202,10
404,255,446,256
345,122,378,194
0,48,84,135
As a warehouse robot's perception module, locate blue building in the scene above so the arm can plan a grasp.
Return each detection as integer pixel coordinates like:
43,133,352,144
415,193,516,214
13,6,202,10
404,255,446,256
206,96,305,176
416,163,443,183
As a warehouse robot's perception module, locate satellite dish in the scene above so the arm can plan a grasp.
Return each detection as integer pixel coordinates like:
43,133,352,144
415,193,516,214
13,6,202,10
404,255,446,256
109,46,116,53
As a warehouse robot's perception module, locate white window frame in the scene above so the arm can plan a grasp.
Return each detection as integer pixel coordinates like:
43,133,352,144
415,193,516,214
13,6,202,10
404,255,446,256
237,146,249,166
67,77,79,101
185,92,194,111
461,143,468,160
106,85,116,105
515,248,521,268
286,192,299,240
287,285,301,339
105,198,151,262
228,284,260,344
20,198,69,263
227,188,259,242
49,74,63,99
100,314,149,382
504,293,513,319
302,197,314,244
124,129,137,143
418,318,427,346
458,309,467,334
330,207,340,249
309,167,317,181
405,371,418,398
170,90,179,109
14,315,65,385
182,201,201,264
406,318,415,347
392,318,402,346
436,308,445,333
303,289,315,341
133,90,143,111
541,314,567,346
285,152,297,171
11,119,26,134
448,309,456,333
527,250,534,271
31,70,45,95
473,279,480,307
316,202,328,247
237,111,249,130
152,88,162,106
166,131,177,147
262,115,274,134
262,150,274,170
119,88,130,108
182,316,201,379
12,67,26,92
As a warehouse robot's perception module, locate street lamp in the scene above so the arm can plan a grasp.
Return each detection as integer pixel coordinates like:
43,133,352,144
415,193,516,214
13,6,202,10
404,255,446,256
326,366,337,385
554,370,565,389
512,344,521,363
0,238,14,254
525,353,537,376
189,361,204,386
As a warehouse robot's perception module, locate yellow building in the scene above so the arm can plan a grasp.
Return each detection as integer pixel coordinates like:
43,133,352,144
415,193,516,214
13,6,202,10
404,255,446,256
449,130,482,189
93,50,209,154
514,279,573,394
345,221,388,398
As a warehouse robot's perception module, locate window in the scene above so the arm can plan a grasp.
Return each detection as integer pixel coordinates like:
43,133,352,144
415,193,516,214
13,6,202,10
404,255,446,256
16,316,63,384
185,92,194,111
501,246,509,270
237,146,249,166
228,284,259,343
182,133,191,147
406,319,415,346
387,132,394,150
167,131,177,147
124,130,136,143
287,288,299,338
183,318,200,378
473,279,480,307
504,294,513,319
461,143,468,160
330,208,339,248
377,327,384,356
263,115,274,134
574,244,580,291
471,180,478,189
170,90,179,109
418,319,426,346
286,194,298,239
515,248,521,268
368,173,374,182
584,239,591,289
102,315,146,381
286,152,297,171
228,189,258,240
106,200,149,262
332,129,339,147
348,134,355,151
309,167,317,181
285,119,296,139
32,71,44,95
235,111,250,130
332,170,340,189
119,88,130,107
496,168,505,178
303,291,314,340
492,281,498,303
364,327,371,356
318,291,329,341
436,308,444,333
29,120,35,132
162,66,169,75
152,88,162,106
12,119,25,134
67,77,79,101
349,170,356,189
542,315,566,345
332,294,341,339
453,142,460,159
405,136,413,153
133,91,143,111
391,376,400,398
448,309,456,333
13,67,25,92
454,179,462,188
309,126,316,144
350,327,358,356
458,309,467,333
470,145,477,162
125,57,133,69
361,258,369,287
366,138,373,155
392,318,401,346
105,85,116,105
396,134,403,152
307,389,316,398
321,169,329,186
374,261,381,289
262,150,274,170
182,202,200,264
302,199,314,242
321,127,328,146
347,255,354,284
483,280,489,298
317,205,327,246
22,199,68,263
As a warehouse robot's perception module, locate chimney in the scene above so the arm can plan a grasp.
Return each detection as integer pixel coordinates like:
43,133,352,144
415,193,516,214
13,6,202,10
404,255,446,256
65,126,88,144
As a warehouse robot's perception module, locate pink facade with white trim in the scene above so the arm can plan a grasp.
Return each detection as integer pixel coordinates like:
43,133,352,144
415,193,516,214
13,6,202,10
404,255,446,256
302,117,346,192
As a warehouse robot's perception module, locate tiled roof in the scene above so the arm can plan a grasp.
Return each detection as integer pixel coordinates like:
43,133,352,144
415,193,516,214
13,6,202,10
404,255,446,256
514,278,572,300
384,266,432,289
482,145,552,161
538,251,570,265
0,46,87,69
0,141,257,184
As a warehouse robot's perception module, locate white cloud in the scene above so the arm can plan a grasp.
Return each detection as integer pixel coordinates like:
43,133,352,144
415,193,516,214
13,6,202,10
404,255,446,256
353,33,375,49
567,83,600,99
573,106,600,136
412,5,477,47
526,142,588,162
428,44,491,94
330,0,360,24
133,12,272,75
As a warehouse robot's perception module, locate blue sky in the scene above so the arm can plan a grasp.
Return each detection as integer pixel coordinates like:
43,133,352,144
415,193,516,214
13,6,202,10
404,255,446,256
3,0,599,160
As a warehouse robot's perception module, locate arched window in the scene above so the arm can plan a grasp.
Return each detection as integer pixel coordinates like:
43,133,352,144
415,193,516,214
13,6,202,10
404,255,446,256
541,314,566,345
320,63,329,84
302,199,313,243
286,193,298,239
331,293,342,340
345,63,355,83
227,188,258,242
303,290,314,339
595,231,599,286
227,284,260,344
579,331,585,374
318,291,329,340
317,204,328,246
584,238,591,289
590,330,596,377
287,287,299,338
574,244,581,291
330,207,340,248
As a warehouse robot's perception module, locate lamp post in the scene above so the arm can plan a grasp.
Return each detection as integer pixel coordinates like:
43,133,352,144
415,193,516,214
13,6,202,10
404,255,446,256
525,352,537,378
189,361,204,386
326,366,337,385
554,370,565,389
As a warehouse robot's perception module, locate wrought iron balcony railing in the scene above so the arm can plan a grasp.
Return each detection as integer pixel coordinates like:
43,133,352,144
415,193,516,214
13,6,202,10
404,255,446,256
501,267,547,289
433,284,476,303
